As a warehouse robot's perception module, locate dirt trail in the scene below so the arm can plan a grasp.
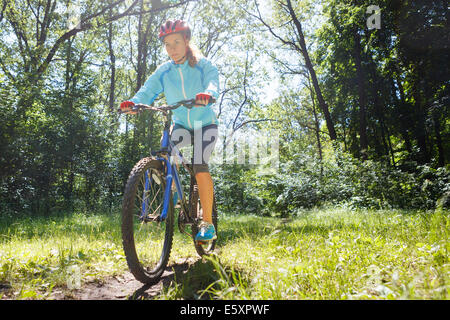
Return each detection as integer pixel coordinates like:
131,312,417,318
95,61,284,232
49,259,194,300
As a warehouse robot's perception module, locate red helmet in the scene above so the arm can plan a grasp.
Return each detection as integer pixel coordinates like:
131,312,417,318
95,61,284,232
159,20,191,40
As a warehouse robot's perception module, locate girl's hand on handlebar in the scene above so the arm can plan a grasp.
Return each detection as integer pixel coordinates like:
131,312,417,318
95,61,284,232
120,100,137,114
195,92,212,107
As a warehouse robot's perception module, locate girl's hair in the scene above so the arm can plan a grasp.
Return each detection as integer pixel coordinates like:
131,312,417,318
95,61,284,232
186,43,203,67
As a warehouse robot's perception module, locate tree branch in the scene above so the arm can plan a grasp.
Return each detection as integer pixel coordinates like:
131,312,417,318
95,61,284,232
250,0,303,53
233,118,277,132
35,0,192,81
0,0,7,22
0,56,16,84
232,50,250,130
222,118,278,149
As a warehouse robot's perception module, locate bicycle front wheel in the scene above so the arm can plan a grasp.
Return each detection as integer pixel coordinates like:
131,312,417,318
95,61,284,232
121,157,174,285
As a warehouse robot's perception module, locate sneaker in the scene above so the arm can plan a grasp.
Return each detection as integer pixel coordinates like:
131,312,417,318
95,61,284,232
195,222,217,242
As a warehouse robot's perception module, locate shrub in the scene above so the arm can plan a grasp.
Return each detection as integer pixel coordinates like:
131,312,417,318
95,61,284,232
240,150,449,216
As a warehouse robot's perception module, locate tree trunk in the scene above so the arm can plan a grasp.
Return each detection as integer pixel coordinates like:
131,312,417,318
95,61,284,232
413,83,430,164
307,76,323,177
353,29,368,160
135,1,154,91
369,59,396,167
64,39,75,210
392,77,413,155
136,0,145,90
312,100,324,177
108,9,116,112
433,108,445,167
285,0,337,141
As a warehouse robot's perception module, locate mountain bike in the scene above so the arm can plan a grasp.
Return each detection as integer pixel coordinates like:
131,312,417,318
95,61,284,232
118,99,218,285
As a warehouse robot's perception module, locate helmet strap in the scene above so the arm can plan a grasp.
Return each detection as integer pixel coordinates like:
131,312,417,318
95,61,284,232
174,41,189,64
175,55,186,64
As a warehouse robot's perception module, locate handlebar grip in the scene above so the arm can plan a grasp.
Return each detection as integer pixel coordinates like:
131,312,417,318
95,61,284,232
194,96,216,105
118,97,217,114
117,106,140,114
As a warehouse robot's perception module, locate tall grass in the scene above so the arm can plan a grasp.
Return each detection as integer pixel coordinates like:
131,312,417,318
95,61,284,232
1,208,449,299
0,211,125,299
162,208,450,300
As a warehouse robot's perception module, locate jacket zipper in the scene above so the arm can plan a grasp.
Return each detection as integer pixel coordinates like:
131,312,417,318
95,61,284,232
178,68,192,128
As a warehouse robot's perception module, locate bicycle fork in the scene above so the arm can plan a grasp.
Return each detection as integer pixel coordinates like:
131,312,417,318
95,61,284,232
159,156,191,221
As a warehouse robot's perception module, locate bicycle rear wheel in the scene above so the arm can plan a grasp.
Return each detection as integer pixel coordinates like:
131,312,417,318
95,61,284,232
121,157,174,285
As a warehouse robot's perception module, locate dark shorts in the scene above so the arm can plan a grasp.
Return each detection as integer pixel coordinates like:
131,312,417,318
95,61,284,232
170,123,218,174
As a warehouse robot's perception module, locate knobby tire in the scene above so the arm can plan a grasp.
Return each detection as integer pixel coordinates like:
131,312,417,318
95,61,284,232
121,157,174,285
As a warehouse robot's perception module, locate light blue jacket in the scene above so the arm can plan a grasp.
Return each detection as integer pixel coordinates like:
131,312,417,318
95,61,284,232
130,58,219,130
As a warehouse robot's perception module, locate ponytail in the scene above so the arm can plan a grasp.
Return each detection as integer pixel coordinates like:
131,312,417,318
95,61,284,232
186,44,203,67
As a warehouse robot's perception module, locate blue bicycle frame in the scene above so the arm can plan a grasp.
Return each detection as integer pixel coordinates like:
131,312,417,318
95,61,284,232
145,126,190,221
126,99,211,223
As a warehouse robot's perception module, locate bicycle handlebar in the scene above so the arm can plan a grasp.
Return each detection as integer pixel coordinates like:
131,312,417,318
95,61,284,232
117,98,216,114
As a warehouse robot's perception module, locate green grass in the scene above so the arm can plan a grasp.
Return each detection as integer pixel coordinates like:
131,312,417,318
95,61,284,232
0,208,449,300
206,208,449,300
0,212,125,299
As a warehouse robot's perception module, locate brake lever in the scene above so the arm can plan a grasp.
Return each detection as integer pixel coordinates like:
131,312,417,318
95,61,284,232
179,97,217,109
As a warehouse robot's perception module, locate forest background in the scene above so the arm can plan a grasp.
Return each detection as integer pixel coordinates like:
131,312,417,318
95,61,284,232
0,0,449,217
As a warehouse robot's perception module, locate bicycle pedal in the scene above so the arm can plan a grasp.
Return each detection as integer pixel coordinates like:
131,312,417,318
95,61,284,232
143,214,160,223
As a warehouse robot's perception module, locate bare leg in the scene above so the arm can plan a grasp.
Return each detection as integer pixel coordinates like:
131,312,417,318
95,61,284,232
195,172,214,224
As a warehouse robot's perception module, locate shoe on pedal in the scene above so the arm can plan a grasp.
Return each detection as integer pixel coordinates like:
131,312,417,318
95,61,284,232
195,222,217,242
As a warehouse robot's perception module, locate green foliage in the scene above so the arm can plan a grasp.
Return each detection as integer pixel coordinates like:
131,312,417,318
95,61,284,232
315,0,449,166
0,0,449,301
211,164,264,215
0,0,448,217
245,149,450,216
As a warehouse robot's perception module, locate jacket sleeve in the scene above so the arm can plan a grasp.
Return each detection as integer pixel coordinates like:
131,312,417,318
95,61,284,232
200,59,220,99
129,65,165,104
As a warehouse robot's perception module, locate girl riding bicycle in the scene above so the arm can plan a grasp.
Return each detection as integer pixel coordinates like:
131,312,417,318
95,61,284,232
120,20,219,242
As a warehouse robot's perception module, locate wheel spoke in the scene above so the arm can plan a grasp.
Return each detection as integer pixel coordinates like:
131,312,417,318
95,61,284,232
121,158,174,285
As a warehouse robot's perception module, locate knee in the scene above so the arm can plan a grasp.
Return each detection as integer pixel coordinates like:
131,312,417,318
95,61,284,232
193,164,209,176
